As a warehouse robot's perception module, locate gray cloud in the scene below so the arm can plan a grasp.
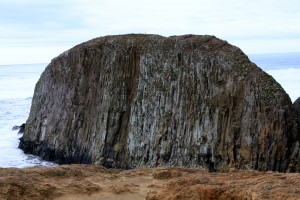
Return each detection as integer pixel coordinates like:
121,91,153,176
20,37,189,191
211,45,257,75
0,0,300,64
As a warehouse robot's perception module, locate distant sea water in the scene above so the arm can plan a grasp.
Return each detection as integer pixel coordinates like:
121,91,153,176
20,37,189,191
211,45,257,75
0,53,299,168
249,52,300,102
0,64,57,168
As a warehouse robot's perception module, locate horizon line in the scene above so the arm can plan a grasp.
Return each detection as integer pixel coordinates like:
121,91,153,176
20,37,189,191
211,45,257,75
1,52,299,66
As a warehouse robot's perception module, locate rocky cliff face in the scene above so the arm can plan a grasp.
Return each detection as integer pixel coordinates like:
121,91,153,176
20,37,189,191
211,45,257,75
19,34,300,172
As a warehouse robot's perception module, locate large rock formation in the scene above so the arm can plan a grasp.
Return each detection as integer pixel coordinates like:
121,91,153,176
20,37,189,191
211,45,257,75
290,97,300,172
19,34,300,172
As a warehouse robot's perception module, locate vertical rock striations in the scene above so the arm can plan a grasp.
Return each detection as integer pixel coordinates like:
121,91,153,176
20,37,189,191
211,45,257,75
289,97,300,172
19,34,300,171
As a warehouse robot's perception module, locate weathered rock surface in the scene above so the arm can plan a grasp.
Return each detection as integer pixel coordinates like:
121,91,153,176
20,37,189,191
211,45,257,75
19,34,300,172
290,97,300,172
293,97,300,113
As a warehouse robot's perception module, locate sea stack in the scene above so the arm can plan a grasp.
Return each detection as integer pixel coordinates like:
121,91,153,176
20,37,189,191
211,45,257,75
19,34,300,172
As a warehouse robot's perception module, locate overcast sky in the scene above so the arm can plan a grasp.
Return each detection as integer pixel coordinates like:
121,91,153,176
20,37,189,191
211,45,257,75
1,0,300,65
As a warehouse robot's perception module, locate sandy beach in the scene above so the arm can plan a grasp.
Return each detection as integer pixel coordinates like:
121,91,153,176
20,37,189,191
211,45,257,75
0,164,300,200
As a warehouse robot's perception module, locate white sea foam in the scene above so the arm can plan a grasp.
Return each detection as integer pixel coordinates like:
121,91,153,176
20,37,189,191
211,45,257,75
250,52,300,102
266,68,300,102
0,64,56,168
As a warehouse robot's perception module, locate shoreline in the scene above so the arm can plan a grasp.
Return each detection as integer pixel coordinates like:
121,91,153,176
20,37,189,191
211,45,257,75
1,164,300,200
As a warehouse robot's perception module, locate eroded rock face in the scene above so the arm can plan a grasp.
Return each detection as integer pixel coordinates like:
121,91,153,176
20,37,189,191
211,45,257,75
19,34,300,171
288,97,300,172
294,97,300,113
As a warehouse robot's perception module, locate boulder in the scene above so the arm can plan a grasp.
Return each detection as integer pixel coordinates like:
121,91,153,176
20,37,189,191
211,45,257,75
293,97,300,113
12,123,26,134
287,97,300,172
18,123,26,134
19,34,300,171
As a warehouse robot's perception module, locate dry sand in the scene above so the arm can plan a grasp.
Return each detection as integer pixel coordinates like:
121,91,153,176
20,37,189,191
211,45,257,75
0,164,300,200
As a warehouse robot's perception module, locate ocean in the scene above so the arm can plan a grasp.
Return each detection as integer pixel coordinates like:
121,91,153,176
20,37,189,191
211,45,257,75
0,64,57,168
0,53,299,168
249,52,300,102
